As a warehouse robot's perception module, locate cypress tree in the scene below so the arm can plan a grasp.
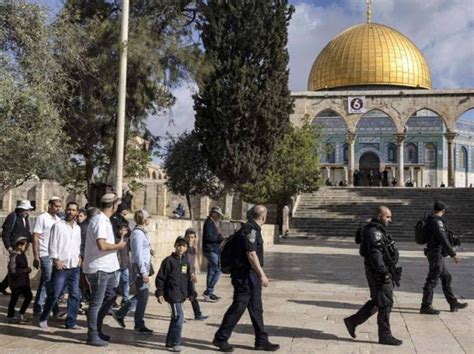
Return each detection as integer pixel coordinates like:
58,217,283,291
194,0,294,189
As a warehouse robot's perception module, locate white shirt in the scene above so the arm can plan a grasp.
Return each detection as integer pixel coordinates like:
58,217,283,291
83,211,119,274
33,212,61,257
48,220,81,269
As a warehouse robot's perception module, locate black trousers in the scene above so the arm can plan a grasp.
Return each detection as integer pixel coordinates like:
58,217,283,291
348,267,393,339
214,271,268,345
189,283,201,318
422,248,457,306
8,286,33,318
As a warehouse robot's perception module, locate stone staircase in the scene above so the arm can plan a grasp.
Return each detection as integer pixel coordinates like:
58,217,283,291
290,187,474,241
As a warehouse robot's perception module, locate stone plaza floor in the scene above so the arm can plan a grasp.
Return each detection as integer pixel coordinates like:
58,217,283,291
0,238,472,353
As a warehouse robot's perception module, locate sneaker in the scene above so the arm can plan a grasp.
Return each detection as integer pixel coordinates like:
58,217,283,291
112,311,126,328
58,296,66,304
255,342,280,351
343,317,356,338
0,288,11,295
66,324,83,330
87,337,109,347
18,314,31,323
202,290,209,296
450,302,468,312
112,302,120,309
8,316,20,324
203,295,217,303
420,305,440,315
39,320,48,329
78,308,86,315
135,326,153,334
379,336,403,346
209,294,220,301
171,346,182,352
212,339,234,352
195,314,209,321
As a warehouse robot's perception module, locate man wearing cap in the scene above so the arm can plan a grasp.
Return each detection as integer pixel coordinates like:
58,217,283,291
39,201,82,329
83,193,127,347
0,200,34,295
420,201,468,314
202,206,225,302
32,197,62,315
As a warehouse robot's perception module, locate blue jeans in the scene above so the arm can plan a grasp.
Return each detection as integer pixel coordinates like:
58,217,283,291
116,275,148,329
33,257,59,315
40,267,80,327
205,251,221,295
166,302,185,346
118,268,130,303
86,271,118,337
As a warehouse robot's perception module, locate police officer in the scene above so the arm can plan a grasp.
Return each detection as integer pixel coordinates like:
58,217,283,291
420,201,468,314
212,205,279,352
344,206,402,346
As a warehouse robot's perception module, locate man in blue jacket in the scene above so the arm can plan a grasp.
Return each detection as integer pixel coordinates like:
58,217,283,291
202,206,224,302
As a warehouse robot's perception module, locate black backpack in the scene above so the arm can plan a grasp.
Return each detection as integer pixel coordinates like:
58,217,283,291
355,221,367,244
220,230,240,274
415,211,429,245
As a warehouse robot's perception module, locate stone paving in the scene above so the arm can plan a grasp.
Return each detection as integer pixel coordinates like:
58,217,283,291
0,238,472,353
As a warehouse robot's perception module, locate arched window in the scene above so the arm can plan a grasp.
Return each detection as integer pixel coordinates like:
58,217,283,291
387,143,397,163
425,143,437,168
459,146,468,170
342,144,348,163
325,143,335,163
406,143,418,163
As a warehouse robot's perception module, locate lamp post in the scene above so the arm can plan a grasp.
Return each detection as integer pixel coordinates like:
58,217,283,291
115,0,130,198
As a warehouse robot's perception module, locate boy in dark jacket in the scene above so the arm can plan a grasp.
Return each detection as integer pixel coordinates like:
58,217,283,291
184,228,208,321
7,236,33,323
155,236,194,352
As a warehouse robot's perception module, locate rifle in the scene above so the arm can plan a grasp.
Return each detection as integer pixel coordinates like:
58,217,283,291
380,241,402,287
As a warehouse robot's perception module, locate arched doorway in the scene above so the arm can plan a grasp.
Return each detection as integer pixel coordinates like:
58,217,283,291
359,152,380,186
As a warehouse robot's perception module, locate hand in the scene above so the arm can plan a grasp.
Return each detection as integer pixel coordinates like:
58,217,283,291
383,273,392,284
119,228,128,238
188,296,194,301
54,260,65,270
260,273,269,287
452,255,460,264
33,259,40,269
118,240,127,249
77,257,82,267
157,295,164,304
27,267,32,273
191,274,197,283
8,247,13,254
142,275,150,284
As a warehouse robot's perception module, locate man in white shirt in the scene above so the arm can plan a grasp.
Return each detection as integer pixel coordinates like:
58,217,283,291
32,197,62,315
39,201,82,329
83,193,126,347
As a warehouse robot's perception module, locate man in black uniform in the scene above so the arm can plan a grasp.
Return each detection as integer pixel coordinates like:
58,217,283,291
420,201,467,314
213,205,279,352
344,206,402,346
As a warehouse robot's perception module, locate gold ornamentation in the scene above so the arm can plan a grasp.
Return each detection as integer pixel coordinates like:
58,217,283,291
308,23,432,91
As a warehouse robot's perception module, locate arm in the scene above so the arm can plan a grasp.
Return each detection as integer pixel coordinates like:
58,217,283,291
434,220,456,257
49,224,66,270
187,261,194,298
97,238,126,252
2,213,15,251
8,253,17,274
31,216,43,268
131,231,147,276
367,230,388,275
246,251,269,287
155,259,169,303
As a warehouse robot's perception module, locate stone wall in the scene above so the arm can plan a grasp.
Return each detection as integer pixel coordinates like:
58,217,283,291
0,216,279,288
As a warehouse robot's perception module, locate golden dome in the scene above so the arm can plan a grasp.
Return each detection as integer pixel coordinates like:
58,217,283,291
308,23,432,90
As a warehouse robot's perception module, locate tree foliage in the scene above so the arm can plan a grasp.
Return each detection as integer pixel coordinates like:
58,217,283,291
239,119,321,207
194,0,294,189
0,3,70,195
163,131,223,218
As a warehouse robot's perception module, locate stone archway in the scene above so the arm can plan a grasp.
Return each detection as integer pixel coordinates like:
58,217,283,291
359,152,380,186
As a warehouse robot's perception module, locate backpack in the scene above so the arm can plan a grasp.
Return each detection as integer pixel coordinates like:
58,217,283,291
415,211,429,245
220,230,240,274
355,221,366,244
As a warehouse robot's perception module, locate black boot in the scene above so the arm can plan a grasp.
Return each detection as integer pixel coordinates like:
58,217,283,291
212,339,234,352
379,336,403,346
255,342,280,351
343,317,357,338
450,302,468,312
420,305,440,315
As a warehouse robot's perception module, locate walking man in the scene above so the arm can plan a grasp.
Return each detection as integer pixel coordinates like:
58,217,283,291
39,201,82,329
213,205,279,352
32,196,62,315
83,193,126,346
344,206,403,346
420,201,468,314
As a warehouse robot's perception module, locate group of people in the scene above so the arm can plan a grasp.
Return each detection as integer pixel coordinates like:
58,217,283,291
1,194,468,352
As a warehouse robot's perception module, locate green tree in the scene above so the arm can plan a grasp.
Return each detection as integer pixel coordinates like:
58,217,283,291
0,3,70,195
194,0,294,189
239,119,321,223
53,0,203,195
163,131,223,219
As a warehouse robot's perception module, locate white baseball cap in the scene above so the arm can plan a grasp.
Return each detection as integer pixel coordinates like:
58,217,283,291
17,200,33,210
